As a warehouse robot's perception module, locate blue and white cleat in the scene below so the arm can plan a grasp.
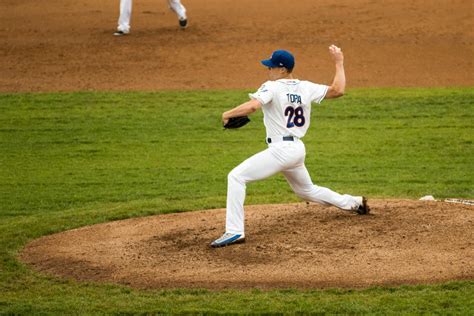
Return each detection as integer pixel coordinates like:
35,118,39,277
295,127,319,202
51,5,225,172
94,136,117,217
210,233,245,248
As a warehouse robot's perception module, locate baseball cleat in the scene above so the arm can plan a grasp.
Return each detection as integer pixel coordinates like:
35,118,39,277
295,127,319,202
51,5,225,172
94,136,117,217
210,233,245,248
179,17,188,29
113,30,129,36
356,196,370,215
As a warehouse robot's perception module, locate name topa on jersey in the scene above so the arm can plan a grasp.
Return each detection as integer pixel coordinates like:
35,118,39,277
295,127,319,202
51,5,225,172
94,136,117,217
249,79,328,139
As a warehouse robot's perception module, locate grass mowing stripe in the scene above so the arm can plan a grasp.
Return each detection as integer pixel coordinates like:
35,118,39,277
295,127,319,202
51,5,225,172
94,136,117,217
0,88,473,313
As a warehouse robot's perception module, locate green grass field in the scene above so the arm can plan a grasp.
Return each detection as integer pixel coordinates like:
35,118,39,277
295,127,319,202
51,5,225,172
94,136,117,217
1,88,473,314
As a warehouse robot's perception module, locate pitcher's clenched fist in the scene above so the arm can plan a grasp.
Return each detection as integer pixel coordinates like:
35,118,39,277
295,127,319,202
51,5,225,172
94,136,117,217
329,45,344,63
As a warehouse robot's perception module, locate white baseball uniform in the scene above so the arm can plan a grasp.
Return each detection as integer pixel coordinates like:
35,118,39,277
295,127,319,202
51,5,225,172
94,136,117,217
117,0,187,33
225,79,364,235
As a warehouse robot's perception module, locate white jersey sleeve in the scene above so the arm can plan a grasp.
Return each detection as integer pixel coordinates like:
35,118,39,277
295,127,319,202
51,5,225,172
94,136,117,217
248,81,274,105
308,82,329,104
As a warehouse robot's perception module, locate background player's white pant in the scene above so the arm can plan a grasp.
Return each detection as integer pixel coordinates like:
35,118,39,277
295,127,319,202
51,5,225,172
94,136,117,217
117,0,187,33
118,0,132,33
225,139,362,235
168,0,187,20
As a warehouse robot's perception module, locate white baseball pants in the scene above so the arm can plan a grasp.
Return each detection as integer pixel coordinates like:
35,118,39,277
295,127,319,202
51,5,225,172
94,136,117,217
225,138,362,235
117,0,187,33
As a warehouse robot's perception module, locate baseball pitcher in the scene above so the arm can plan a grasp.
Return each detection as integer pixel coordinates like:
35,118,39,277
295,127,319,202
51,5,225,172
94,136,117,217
211,46,370,248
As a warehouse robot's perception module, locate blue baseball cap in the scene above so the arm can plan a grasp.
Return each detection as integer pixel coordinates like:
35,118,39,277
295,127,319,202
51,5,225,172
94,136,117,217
261,50,295,70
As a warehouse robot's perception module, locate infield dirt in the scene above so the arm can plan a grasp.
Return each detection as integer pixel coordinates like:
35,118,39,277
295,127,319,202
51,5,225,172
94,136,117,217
21,200,474,290
1,0,473,92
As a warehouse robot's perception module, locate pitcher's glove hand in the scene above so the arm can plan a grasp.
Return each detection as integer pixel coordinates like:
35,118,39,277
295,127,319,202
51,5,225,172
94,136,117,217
223,116,250,129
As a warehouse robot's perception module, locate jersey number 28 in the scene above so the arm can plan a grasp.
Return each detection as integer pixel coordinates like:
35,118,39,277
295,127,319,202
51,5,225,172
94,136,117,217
285,106,305,128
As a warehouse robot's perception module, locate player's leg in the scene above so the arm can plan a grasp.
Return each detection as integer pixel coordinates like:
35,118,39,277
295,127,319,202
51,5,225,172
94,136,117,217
225,148,285,235
116,0,132,35
212,141,307,247
282,163,362,211
168,0,187,28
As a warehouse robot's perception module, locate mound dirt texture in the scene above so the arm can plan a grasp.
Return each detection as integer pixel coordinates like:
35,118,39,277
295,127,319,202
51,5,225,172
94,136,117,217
21,200,474,290
1,0,473,92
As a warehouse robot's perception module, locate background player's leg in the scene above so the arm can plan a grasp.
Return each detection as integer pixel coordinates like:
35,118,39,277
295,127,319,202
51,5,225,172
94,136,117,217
282,164,361,211
226,148,285,235
117,0,132,33
168,0,187,20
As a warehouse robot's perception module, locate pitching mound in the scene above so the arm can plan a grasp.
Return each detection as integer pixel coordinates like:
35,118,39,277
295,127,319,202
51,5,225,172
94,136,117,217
20,199,473,290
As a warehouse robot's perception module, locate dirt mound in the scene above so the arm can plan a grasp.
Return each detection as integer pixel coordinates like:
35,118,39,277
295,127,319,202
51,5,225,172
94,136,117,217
1,0,473,92
20,199,474,290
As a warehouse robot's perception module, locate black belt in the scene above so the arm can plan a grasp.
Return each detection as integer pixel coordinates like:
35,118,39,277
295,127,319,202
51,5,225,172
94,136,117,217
266,136,294,144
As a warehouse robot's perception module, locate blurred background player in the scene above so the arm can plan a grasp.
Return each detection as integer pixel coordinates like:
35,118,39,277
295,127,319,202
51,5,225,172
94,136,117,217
114,0,187,36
